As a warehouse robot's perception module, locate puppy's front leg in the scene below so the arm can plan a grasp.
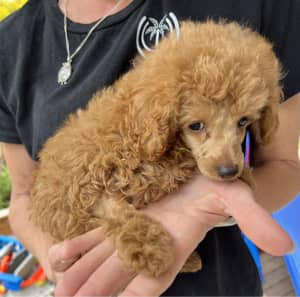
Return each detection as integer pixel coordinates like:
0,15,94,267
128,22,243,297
94,198,174,277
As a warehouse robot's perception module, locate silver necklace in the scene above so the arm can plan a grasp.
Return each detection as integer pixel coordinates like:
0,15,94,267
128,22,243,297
58,0,126,85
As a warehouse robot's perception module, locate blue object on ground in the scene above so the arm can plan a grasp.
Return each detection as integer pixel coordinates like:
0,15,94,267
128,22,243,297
0,236,23,252
0,236,25,291
273,193,300,296
0,272,23,291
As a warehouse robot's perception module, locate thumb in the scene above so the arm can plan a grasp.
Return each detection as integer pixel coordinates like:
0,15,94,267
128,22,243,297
219,186,294,255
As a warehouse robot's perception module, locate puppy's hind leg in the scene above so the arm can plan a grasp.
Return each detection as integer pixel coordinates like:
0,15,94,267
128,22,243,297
180,251,202,272
94,198,174,277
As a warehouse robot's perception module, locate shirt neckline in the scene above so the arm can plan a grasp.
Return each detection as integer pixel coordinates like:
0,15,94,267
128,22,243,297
48,0,145,34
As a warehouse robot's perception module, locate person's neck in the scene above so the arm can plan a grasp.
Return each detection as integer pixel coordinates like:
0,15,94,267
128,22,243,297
58,0,134,24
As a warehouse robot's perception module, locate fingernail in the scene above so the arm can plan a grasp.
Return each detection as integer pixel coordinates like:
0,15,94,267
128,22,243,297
59,256,79,266
286,243,297,255
49,241,70,261
52,256,78,272
50,242,64,256
53,239,73,256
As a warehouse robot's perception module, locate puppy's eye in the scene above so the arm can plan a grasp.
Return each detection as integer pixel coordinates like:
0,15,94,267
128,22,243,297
189,122,205,131
238,117,249,127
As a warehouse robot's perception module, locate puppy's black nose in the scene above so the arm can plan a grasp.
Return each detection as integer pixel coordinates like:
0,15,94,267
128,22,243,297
217,165,239,178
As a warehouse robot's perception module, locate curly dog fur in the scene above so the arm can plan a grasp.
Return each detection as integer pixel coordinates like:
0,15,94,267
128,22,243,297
30,21,282,277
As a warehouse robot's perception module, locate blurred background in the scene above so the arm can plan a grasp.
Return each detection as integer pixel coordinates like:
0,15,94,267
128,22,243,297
0,0,26,21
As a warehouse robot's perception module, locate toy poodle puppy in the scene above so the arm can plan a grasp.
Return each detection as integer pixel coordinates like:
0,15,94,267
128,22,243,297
30,20,282,277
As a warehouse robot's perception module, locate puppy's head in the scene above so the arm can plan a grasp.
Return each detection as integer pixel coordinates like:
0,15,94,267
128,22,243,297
179,98,258,180
130,21,282,180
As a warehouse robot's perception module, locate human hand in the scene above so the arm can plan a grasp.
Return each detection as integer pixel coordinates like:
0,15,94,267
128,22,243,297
49,175,293,297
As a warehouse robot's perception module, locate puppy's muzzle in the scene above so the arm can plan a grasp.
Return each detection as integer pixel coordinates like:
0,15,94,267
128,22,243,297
216,164,239,179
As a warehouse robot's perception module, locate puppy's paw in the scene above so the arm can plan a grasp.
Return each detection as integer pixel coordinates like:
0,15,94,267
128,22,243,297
115,215,173,277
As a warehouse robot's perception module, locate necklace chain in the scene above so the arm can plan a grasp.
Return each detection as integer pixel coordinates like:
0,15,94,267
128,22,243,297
58,0,126,85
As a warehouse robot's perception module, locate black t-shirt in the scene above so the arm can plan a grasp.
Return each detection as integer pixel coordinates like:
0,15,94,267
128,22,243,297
0,0,299,296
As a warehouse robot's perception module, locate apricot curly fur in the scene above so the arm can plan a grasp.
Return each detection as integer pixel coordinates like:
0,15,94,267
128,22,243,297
30,21,282,276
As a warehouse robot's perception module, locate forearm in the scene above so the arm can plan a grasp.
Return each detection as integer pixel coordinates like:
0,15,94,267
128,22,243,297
253,160,300,212
9,194,54,268
251,93,300,212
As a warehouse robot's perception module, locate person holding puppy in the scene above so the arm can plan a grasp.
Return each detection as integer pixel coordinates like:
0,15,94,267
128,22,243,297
1,0,299,296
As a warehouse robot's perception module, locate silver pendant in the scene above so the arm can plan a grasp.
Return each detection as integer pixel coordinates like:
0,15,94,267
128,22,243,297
58,61,72,85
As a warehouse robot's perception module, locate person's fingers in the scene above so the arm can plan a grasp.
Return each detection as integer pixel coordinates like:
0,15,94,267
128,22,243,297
49,227,105,272
118,247,186,297
55,239,115,297
74,252,135,297
218,183,294,255
119,273,172,297
118,193,293,297
49,255,81,273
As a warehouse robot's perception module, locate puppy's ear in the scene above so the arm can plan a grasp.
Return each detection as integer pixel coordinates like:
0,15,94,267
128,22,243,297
251,89,281,145
129,90,179,161
254,104,279,144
